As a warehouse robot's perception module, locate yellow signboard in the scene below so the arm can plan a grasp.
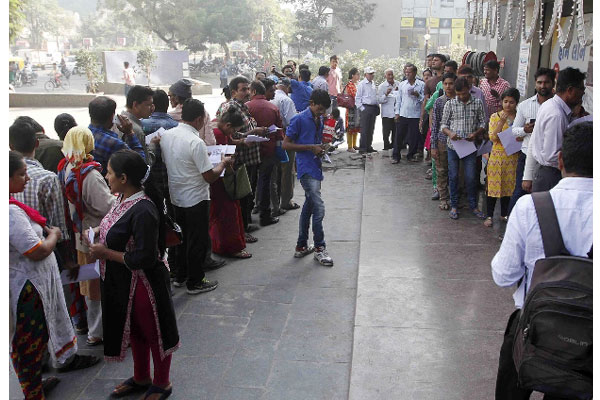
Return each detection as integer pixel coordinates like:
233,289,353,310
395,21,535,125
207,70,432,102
401,18,414,28
428,18,440,28
452,28,465,45
452,19,465,28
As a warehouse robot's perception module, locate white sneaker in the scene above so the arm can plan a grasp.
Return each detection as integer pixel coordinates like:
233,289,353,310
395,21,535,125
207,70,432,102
314,246,334,267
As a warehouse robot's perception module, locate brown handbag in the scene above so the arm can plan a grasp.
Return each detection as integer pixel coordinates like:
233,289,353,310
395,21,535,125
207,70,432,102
337,84,355,108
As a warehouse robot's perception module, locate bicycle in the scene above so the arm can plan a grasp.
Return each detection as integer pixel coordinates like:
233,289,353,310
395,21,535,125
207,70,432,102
44,75,70,92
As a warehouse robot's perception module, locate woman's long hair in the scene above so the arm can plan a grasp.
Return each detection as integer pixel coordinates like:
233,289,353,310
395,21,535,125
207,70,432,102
108,149,166,258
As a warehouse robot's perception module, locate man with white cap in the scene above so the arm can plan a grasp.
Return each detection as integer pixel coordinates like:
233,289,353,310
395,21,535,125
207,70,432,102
355,66,380,154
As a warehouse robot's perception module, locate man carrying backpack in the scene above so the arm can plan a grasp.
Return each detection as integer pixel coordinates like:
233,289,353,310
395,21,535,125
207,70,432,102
491,121,593,400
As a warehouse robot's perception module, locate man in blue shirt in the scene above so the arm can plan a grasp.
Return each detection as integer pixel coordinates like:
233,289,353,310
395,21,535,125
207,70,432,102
290,68,313,112
283,89,333,266
142,89,179,134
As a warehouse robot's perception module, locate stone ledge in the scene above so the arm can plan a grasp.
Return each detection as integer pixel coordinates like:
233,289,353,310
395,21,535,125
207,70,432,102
100,79,213,96
9,92,99,108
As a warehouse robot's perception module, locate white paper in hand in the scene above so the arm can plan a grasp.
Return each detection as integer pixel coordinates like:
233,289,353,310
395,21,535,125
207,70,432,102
498,127,522,156
452,139,477,158
476,140,493,156
245,135,270,143
268,124,279,133
145,127,166,145
61,229,100,285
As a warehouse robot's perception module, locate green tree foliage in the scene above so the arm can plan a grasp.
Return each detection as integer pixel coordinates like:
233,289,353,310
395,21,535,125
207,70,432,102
250,0,296,63
23,0,72,49
75,49,102,93
104,0,255,57
9,0,26,44
284,0,377,55
137,47,157,86
77,9,155,49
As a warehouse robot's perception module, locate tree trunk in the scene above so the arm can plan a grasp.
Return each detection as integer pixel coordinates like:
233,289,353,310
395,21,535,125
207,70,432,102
221,42,230,60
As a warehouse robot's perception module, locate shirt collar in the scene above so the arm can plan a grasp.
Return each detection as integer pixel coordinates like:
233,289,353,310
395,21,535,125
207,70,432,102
553,177,593,192
553,95,572,117
150,112,173,119
177,122,200,135
123,110,142,126
25,157,43,168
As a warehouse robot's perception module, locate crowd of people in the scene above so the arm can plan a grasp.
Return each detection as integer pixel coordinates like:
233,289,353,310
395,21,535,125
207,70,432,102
8,49,591,400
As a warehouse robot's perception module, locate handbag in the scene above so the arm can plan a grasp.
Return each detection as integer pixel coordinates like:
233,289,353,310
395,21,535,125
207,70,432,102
337,84,355,108
164,213,182,247
223,164,252,200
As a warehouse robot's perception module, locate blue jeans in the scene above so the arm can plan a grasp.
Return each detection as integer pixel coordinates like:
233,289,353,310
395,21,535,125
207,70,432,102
298,175,325,248
507,150,526,216
448,148,478,210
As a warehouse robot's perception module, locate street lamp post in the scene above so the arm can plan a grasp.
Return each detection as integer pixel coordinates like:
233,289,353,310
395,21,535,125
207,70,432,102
424,33,431,65
296,34,302,60
278,32,284,67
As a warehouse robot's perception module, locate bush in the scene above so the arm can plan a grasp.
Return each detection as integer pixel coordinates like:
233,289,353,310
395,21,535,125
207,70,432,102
75,49,102,93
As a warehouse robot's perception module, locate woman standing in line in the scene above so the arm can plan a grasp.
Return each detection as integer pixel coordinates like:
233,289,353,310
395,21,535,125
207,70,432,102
343,67,361,152
86,150,179,399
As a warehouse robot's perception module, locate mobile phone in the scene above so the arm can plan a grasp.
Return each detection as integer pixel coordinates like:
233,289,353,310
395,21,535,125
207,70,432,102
529,119,536,124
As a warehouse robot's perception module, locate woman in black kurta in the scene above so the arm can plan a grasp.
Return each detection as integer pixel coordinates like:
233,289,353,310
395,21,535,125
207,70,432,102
87,149,178,399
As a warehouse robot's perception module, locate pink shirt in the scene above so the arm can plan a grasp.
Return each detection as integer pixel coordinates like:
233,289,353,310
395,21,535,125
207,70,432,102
479,77,510,115
326,67,342,96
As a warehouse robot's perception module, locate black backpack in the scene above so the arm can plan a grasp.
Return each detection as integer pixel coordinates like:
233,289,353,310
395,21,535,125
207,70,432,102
512,192,593,399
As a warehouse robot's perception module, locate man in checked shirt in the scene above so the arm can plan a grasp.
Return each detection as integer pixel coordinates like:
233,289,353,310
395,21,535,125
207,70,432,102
440,77,487,220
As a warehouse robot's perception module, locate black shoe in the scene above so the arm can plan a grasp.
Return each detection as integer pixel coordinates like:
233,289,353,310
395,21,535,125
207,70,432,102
367,147,378,153
260,216,279,226
252,207,259,215
272,209,287,217
187,278,218,295
204,258,226,271
57,354,100,372
75,321,88,335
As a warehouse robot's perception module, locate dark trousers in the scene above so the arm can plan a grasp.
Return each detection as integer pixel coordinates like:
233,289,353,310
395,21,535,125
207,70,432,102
240,164,259,230
394,117,420,160
256,156,277,220
486,196,511,218
381,117,396,150
496,310,564,400
508,151,527,216
359,105,378,151
532,165,562,193
173,200,209,288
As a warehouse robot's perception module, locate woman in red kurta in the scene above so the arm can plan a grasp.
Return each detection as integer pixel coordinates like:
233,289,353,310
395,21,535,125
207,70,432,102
209,108,252,258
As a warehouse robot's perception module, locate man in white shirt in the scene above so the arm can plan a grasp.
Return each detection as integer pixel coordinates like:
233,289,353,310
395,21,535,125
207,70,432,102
508,68,555,215
377,68,399,153
312,66,330,92
523,67,587,193
491,121,592,399
271,78,299,211
122,61,135,97
393,64,425,162
160,99,233,295
356,66,380,154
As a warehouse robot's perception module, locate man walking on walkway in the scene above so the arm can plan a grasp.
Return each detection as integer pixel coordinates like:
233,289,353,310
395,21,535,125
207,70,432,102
283,89,334,267
356,66,380,154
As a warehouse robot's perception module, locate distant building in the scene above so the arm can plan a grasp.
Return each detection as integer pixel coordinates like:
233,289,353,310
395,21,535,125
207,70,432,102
333,0,492,58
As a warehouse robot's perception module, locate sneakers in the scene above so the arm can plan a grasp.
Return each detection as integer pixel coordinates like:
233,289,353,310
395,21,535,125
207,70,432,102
187,278,218,295
294,245,315,258
172,280,186,288
314,246,334,267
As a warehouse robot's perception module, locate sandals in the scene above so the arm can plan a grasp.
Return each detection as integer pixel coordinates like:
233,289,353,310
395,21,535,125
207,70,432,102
231,250,252,259
449,209,459,220
282,202,300,210
500,216,508,222
42,376,60,396
57,354,100,372
86,337,103,346
439,202,450,210
144,384,173,399
484,217,493,227
471,209,487,219
244,233,258,243
110,377,151,398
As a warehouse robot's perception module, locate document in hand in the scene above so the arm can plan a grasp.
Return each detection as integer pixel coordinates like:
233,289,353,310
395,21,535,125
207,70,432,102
476,140,493,156
145,127,167,145
61,229,100,285
245,135,270,143
452,139,477,158
498,127,522,156
268,124,280,133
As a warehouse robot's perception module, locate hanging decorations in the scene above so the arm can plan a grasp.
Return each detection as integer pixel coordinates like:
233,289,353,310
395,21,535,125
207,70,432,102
538,0,562,46
482,0,492,37
555,0,576,48
523,0,541,43
575,0,592,46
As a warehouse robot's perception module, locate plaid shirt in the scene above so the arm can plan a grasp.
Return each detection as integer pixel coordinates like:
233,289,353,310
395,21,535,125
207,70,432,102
88,124,145,175
13,158,70,241
430,95,452,150
216,99,261,166
440,96,486,151
479,77,510,115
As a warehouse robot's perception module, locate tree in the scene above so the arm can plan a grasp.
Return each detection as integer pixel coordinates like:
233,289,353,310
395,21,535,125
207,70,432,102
9,0,27,44
137,48,157,86
284,0,377,54
250,0,296,64
103,0,255,57
23,0,71,49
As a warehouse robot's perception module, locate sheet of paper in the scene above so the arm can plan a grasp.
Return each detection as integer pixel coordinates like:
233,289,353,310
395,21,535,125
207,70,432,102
268,124,280,133
245,135,270,143
567,115,593,129
225,145,237,154
476,140,493,156
145,127,166,145
60,262,100,285
498,127,522,156
452,139,477,159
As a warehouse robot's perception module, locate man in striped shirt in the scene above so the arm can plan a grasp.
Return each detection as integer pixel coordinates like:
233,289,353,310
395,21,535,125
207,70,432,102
440,77,487,220
479,60,510,115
